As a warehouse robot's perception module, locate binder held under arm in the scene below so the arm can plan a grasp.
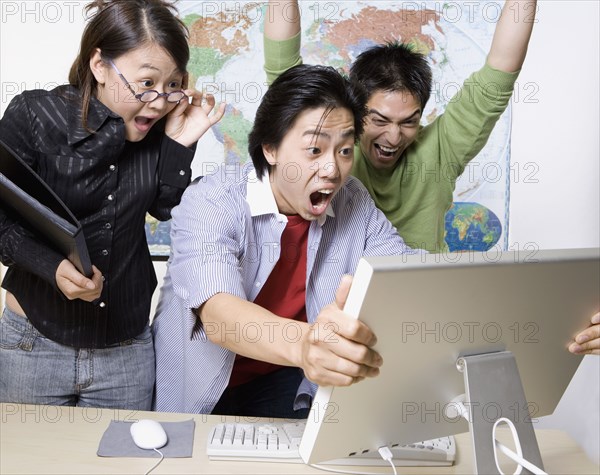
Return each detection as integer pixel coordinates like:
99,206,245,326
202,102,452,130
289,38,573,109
0,139,93,277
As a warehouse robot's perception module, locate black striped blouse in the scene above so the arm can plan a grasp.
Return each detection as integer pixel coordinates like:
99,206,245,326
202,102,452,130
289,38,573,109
0,85,193,348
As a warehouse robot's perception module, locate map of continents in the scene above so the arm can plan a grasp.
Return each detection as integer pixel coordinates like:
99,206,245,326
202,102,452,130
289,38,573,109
146,1,510,255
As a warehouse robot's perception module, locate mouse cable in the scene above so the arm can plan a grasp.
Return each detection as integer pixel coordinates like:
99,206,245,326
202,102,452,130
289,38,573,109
144,448,164,475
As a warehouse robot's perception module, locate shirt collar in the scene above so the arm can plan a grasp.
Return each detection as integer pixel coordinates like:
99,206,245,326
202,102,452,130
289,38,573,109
66,89,119,145
246,167,336,226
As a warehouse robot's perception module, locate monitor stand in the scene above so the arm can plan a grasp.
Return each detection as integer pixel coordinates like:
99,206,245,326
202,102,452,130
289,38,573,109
448,351,544,474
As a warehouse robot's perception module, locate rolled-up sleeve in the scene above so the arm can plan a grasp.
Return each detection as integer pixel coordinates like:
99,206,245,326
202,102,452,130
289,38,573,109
264,33,303,86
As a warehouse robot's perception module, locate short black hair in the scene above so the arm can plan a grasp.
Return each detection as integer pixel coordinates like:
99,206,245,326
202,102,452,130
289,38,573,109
249,64,366,179
350,42,432,110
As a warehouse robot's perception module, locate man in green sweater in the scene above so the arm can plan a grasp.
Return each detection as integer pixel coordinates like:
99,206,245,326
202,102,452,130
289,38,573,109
264,0,537,252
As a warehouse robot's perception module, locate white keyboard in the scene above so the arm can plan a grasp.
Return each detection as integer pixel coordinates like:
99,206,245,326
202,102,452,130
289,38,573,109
206,420,456,467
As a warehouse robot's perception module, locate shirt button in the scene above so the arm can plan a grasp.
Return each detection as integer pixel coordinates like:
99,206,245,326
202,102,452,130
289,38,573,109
102,249,109,256
109,164,116,172
179,170,185,176
104,223,112,229
99,302,106,308
255,282,261,288
107,194,114,201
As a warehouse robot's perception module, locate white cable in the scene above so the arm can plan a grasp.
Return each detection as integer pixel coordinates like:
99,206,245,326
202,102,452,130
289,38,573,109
144,448,164,475
445,394,471,422
309,446,398,475
492,418,547,475
495,441,547,475
378,446,398,475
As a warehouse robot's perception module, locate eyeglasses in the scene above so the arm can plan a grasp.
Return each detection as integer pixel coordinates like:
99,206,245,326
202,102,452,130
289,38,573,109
108,60,187,104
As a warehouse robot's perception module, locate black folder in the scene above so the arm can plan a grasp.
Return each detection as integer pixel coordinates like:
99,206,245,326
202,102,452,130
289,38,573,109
0,139,93,277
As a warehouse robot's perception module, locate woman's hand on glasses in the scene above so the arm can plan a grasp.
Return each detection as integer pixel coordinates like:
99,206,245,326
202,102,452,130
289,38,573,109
165,89,226,147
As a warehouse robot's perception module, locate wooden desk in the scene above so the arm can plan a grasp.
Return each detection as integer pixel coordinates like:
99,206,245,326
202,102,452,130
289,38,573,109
1,403,597,474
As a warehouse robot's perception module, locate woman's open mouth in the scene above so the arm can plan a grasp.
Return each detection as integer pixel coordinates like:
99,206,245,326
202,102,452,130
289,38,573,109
134,116,156,133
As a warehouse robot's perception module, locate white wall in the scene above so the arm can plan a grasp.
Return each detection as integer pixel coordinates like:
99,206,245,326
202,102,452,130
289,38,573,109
509,1,599,250
0,1,86,114
509,1,600,464
1,0,598,463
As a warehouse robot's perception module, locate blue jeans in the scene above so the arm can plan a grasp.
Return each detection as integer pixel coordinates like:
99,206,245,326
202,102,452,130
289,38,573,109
0,306,155,410
212,366,310,419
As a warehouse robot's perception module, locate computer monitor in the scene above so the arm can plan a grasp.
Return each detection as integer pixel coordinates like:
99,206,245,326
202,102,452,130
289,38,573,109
299,248,599,465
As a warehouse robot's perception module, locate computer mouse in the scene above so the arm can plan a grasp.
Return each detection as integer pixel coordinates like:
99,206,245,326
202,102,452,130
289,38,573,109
130,419,168,450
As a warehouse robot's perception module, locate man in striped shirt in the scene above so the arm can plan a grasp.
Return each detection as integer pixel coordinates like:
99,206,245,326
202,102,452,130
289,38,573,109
153,64,419,417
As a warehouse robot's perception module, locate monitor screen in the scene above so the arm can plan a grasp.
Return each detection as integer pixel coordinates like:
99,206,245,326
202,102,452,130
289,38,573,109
299,248,599,464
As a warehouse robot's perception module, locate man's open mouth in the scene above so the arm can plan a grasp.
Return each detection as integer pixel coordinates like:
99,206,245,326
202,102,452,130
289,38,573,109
310,189,334,212
374,143,399,158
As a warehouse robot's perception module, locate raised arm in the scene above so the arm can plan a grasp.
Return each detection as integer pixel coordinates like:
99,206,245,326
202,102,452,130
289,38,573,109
264,0,302,85
265,0,300,41
433,0,537,174
487,0,537,72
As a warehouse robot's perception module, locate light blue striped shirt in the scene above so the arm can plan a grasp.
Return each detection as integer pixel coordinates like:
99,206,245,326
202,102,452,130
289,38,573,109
153,163,417,413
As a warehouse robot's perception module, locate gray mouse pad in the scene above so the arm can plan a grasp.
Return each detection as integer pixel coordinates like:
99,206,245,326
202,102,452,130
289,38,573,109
97,420,195,457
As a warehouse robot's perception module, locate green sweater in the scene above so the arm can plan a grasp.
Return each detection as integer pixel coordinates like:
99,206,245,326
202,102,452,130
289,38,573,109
265,34,519,252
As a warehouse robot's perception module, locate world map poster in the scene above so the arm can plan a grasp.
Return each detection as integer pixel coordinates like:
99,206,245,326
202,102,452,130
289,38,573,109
146,0,511,256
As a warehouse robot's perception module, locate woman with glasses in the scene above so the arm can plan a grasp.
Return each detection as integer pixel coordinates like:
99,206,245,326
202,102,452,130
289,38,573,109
0,0,224,410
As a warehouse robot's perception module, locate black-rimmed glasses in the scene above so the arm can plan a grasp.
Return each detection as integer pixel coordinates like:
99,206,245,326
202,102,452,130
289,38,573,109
108,60,187,104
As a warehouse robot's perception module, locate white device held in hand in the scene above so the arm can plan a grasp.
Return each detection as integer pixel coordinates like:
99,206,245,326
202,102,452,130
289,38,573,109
130,419,168,450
